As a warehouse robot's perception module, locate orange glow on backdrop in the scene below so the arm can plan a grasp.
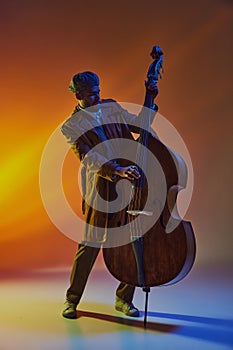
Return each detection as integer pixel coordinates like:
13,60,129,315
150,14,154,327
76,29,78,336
0,0,232,272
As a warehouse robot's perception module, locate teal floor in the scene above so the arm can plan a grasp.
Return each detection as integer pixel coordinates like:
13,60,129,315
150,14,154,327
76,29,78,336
1,262,232,350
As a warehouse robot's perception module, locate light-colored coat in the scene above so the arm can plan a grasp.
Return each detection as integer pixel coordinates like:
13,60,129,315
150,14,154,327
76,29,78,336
61,100,157,245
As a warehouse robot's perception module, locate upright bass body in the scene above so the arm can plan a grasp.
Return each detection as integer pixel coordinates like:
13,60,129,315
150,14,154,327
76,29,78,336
103,130,196,287
103,45,196,288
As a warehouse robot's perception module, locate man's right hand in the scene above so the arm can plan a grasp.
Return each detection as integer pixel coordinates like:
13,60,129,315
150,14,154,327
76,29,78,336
114,165,140,181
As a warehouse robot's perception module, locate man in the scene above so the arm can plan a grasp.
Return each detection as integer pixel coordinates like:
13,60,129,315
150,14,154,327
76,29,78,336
61,71,158,319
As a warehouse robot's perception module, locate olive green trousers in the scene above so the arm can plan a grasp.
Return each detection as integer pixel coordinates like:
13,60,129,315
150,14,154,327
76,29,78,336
66,243,135,305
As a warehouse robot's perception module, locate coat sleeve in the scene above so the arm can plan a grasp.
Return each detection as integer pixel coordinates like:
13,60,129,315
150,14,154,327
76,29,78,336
61,123,120,182
115,102,158,134
74,136,120,181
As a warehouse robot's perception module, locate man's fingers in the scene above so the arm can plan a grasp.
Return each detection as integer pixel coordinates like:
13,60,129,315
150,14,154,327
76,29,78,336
126,165,140,179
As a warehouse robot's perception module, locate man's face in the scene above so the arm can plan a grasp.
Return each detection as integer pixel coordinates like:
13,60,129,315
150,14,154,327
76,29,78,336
77,85,101,109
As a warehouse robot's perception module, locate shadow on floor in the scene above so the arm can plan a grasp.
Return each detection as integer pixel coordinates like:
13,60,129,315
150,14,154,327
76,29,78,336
145,311,233,328
73,309,233,346
143,311,233,346
77,309,179,333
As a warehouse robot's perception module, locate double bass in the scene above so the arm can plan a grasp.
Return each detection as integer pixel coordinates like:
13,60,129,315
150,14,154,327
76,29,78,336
103,45,196,327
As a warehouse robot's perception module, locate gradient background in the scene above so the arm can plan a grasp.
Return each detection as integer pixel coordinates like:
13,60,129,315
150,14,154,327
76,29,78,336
0,0,232,275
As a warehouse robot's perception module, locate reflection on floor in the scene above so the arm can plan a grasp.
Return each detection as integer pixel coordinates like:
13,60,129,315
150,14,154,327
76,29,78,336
0,262,232,350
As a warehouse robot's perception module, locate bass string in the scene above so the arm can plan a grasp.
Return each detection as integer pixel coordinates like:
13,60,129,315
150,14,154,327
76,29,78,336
129,110,151,239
